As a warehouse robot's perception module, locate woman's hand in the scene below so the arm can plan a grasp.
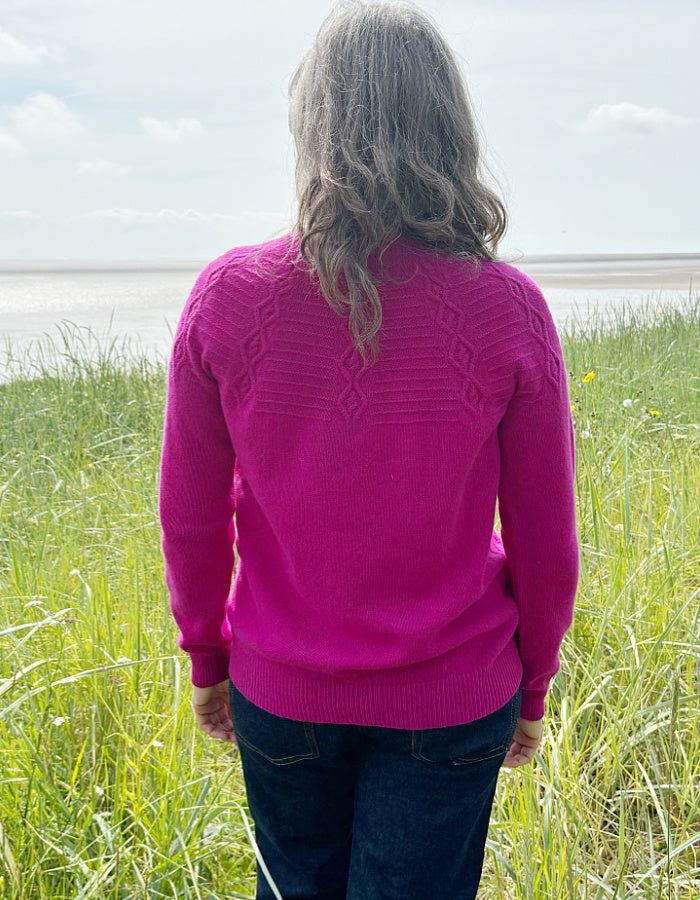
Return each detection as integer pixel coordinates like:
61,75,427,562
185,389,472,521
191,679,237,743
501,717,543,768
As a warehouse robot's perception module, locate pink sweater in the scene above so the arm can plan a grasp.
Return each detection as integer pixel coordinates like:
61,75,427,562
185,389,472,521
160,230,579,728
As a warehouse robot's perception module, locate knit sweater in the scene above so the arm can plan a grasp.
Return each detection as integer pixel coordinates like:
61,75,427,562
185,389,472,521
159,229,579,728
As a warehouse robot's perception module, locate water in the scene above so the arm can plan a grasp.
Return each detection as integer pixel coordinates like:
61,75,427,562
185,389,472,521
1,255,697,378
0,262,202,368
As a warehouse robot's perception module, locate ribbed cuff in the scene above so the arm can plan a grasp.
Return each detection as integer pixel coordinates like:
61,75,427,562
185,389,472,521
188,648,231,688
519,689,546,721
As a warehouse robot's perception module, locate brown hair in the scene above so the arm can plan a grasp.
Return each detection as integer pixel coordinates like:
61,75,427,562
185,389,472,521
287,0,508,363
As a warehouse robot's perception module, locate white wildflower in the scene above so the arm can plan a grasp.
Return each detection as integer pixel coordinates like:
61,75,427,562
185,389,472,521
581,429,592,439
116,656,132,664
622,399,633,408
52,716,67,726
152,740,164,748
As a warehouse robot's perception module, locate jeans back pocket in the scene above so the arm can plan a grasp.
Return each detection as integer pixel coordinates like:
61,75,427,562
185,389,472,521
411,687,521,765
229,683,320,766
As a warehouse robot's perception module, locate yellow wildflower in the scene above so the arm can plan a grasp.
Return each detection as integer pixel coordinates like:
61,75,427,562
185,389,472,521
649,409,660,415
582,371,595,384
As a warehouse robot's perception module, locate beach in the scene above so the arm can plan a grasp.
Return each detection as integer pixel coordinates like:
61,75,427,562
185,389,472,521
519,252,700,290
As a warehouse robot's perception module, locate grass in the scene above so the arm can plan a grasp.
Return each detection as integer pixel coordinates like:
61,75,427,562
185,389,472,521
0,296,699,899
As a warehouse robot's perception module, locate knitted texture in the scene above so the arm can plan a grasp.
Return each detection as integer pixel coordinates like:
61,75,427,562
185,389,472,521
159,230,579,727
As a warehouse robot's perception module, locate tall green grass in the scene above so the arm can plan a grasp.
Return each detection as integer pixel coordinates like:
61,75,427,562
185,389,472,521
1,298,698,899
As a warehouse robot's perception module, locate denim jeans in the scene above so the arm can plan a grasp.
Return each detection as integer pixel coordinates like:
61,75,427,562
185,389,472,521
229,681,522,900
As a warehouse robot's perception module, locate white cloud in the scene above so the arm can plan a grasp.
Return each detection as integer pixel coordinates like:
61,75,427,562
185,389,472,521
80,207,237,223
578,102,695,135
0,131,22,154
8,92,83,141
0,27,48,66
0,210,39,220
139,116,203,141
77,159,130,177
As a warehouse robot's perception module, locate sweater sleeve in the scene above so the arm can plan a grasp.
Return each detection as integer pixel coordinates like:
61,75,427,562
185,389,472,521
497,282,579,721
159,292,236,688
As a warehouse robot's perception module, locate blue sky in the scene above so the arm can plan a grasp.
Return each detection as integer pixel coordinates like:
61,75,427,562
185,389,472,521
0,0,698,259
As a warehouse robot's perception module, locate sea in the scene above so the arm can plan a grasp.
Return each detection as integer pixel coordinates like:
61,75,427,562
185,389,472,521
1,254,698,378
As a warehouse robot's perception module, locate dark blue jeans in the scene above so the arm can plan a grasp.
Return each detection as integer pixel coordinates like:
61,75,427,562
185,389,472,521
229,682,521,900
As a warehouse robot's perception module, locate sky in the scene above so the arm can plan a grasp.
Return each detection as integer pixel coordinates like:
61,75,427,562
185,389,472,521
0,0,698,260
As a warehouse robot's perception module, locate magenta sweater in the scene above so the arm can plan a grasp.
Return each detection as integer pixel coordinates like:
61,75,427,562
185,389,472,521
159,230,579,728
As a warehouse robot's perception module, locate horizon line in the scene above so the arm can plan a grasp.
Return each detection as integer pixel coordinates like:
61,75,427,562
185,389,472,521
1,251,699,268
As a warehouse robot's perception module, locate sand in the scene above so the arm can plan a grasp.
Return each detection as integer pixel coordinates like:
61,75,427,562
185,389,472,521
516,253,700,291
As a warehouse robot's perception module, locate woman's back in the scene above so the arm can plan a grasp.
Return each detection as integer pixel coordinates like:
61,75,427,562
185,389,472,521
160,228,578,728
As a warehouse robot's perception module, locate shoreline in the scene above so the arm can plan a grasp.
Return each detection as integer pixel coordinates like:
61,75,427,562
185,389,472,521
1,251,699,285
517,254,699,291
519,272,698,290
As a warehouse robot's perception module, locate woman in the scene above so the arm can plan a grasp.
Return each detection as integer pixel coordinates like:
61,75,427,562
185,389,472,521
159,2,579,898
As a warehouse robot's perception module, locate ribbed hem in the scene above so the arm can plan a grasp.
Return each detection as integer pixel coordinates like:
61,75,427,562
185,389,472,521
228,637,523,729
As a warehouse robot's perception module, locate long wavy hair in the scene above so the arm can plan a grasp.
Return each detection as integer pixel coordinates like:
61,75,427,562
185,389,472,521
287,0,508,364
